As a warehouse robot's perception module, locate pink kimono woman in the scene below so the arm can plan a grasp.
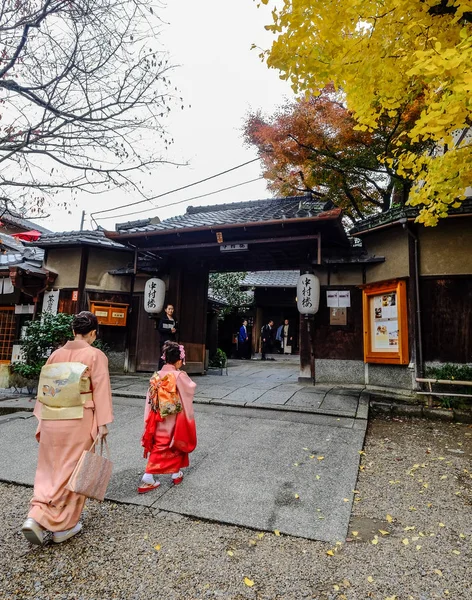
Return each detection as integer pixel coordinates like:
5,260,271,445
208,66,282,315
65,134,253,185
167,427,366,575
22,312,113,545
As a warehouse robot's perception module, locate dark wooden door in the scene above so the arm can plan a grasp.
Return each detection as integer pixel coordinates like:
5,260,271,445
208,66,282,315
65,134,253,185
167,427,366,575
135,296,160,372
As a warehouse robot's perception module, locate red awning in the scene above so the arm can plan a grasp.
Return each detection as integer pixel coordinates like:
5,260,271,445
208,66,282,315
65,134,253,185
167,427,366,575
11,230,42,242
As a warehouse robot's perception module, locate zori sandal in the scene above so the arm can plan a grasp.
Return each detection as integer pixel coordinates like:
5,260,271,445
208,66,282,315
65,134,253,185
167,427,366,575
137,481,161,494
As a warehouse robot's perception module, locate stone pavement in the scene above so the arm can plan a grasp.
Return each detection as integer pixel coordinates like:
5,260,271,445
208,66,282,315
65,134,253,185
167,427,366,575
111,356,369,420
0,358,368,542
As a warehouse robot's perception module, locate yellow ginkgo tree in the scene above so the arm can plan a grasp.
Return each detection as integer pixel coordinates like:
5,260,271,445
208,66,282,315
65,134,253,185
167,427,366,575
259,0,472,226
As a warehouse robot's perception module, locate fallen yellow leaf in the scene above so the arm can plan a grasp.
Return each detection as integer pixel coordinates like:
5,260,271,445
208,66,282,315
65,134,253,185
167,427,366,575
227,550,234,556
439,522,445,527
416,545,422,550
302,447,309,450
315,475,321,480
244,577,254,587
359,450,365,455
343,498,349,502
434,569,443,577
333,585,340,591
459,533,466,539
452,550,461,555
249,540,257,546
379,530,389,536
257,533,264,539
371,538,379,545
404,526,415,531
274,530,281,536
154,544,161,551
309,454,315,459
317,456,325,461
386,514,393,523
367,576,374,583
402,538,409,545
326,549,335,556
352,531,359,537
385,596,397,600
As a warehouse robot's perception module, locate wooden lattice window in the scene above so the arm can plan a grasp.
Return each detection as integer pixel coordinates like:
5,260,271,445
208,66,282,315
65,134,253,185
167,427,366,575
0,307,16,363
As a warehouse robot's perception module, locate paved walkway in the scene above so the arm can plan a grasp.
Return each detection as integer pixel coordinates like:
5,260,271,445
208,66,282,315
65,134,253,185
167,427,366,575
111,356,369,419
0,359,368,542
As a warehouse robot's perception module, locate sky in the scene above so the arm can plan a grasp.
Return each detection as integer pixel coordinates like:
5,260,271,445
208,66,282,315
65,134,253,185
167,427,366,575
39,0,292,233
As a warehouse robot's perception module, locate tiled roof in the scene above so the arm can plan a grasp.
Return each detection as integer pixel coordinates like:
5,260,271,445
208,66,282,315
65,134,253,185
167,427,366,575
240,270,299,288
32,230,128,250
115,196,333,234
0,210,51,234
350,197,472,235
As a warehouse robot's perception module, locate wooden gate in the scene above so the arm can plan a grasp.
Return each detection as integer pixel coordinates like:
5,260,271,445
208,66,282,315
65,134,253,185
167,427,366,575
134,296,160,372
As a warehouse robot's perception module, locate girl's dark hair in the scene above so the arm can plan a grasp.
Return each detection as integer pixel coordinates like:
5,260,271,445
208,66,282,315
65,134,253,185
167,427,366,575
73,311,99,335
162,341,181,365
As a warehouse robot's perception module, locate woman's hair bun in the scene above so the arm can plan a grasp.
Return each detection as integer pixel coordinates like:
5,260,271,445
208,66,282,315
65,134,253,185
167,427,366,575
72,311,99,335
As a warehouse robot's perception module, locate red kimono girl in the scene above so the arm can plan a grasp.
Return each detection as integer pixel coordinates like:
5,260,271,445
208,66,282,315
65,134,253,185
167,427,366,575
138,341,197,492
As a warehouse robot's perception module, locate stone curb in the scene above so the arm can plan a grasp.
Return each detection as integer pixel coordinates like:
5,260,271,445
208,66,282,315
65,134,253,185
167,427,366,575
370,399,472,423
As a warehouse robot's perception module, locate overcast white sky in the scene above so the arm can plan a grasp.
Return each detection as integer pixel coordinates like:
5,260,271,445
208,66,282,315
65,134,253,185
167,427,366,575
39,0,291,233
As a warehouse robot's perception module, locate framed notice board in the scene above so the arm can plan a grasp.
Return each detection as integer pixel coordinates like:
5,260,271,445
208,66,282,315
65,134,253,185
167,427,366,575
362,280,409,365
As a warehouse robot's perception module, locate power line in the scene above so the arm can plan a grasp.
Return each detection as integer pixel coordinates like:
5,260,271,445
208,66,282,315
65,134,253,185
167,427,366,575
90,158,260,218
95,177,264,222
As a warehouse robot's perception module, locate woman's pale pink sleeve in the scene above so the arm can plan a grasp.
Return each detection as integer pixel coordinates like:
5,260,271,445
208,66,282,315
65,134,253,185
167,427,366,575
91,350,114,426
176,371,196,420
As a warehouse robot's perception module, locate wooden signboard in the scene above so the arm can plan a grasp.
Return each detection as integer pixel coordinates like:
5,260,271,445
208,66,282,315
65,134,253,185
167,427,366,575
90,302,128,327
361,279,409,365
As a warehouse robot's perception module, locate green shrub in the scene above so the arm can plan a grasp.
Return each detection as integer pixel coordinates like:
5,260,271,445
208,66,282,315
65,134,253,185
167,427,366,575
11,313,74,385
425,364,472,409
209,348,227,369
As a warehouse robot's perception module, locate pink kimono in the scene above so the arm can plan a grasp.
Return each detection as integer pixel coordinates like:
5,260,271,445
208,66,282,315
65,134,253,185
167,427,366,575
143,364,196,474
29,340,113,532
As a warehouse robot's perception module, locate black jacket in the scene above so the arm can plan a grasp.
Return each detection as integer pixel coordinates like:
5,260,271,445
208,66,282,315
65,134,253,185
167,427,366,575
158,317,178,344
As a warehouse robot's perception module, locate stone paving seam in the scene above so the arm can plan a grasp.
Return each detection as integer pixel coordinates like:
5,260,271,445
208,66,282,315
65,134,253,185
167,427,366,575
317,386,335,409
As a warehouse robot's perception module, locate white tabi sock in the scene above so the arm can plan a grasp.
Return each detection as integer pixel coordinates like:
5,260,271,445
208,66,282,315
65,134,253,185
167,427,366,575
142,473,155,485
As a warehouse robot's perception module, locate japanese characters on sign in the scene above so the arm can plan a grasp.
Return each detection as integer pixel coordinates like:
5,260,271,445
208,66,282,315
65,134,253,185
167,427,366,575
220,243,249,253
42,290,60,315
144,278,165,314
326,290,351,308
296,274,320,315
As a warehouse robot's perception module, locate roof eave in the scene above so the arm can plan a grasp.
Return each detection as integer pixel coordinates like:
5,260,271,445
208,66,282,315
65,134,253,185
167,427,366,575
107,209,343,241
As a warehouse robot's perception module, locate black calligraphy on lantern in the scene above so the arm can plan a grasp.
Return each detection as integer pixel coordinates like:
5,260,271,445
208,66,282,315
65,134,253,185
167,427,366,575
147,281,157,309
301,277,313,308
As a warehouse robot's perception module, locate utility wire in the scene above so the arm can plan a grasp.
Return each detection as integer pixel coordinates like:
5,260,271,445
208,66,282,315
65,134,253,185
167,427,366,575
94,176,264,222
90,158,260,218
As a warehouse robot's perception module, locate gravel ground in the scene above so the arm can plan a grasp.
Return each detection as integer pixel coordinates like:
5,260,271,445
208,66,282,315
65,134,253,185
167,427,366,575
0,416,471,600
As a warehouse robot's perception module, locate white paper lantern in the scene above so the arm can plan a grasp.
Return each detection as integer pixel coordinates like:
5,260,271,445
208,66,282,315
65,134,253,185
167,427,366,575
297,274,320,315
144,278,166,314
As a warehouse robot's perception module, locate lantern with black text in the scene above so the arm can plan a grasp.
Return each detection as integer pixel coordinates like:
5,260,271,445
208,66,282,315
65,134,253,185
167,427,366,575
297,274,320,315
144,278,165,314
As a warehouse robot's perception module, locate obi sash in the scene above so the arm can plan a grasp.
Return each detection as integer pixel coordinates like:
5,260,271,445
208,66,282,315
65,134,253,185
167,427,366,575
38,362,93,420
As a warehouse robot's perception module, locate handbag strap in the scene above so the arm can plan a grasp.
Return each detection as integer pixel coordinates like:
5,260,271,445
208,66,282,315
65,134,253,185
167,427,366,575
89,434,111,459
99,437,111,459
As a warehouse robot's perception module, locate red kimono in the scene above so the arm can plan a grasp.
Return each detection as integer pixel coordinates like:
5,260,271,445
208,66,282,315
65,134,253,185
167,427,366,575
142,365,197,474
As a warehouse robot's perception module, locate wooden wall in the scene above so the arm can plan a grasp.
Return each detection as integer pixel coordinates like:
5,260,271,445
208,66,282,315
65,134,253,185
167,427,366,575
420,276,472,363
313,286,364,361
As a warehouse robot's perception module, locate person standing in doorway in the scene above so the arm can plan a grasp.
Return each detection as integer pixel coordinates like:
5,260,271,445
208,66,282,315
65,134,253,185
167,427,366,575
275,323,284,354
238,319,249,359
261,319,274,360
282,318,294,355
158,303,178,369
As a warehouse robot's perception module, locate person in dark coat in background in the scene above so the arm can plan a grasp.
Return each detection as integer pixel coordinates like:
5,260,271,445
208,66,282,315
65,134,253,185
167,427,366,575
261,319,274,360
158,303,178,369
